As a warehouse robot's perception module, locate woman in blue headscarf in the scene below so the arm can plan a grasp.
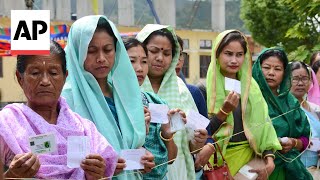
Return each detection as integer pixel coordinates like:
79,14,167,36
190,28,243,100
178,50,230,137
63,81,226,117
62,15,154,179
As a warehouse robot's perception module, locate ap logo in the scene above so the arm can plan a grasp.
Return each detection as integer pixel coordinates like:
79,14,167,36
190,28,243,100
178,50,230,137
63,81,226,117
11,10,50,55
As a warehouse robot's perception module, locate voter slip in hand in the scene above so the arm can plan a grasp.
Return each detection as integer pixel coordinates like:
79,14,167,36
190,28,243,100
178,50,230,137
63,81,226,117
186,109,210,130
225,77,241,94
148,103,169,124
170,112,185,133
120,149,146,170
67,136,90,168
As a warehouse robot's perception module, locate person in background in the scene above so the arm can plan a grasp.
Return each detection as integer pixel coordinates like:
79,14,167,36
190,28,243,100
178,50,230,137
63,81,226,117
136,24,208,180
62,15,154,179
0,41,117,179
176,35,208,118
196,30,281,179
289,61,320,172
252,47,312,180
310,51,320,66
307,61,320,106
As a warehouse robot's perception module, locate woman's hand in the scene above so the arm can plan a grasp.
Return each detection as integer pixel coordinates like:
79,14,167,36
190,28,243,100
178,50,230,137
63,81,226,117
194,143,215,170
249,157,275,180
140,150,155,174
81,154,106,180
114,158,126,175
190,129,208,153
280,138,294,154
221,91,240,113
144,107,151,135
161,109,187,138
5,152,40,178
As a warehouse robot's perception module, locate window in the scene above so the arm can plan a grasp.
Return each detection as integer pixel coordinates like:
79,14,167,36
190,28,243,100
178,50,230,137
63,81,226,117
200,40,212,49
0,57,2,78
181,53,189,78
183,39,189,50
200,55,211,78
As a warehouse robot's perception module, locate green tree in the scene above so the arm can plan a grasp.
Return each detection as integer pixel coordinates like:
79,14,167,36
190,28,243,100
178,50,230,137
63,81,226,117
240,0,320,63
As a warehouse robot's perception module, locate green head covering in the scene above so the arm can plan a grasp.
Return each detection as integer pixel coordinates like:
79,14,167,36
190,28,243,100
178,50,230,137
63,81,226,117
206,30,281,165
252,47,312,179
62,15,145,153
136,24,198,180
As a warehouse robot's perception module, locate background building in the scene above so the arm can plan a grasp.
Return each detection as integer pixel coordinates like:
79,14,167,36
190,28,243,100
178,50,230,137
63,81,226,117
0,0,262,103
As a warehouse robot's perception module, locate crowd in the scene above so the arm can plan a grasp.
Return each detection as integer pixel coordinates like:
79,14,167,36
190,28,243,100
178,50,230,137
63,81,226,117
0,15,319,180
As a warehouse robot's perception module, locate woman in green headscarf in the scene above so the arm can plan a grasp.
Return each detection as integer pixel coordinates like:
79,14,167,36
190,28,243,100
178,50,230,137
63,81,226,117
136,24,208,180
62,15,154,179
252,47,312,180
196,30,281,179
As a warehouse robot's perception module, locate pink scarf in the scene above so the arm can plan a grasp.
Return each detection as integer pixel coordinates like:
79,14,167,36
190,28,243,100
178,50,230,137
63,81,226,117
308,69,320,106
0,98,117,179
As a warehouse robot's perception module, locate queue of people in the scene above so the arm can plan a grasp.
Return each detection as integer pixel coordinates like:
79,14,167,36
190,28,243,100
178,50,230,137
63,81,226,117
0,15,319,180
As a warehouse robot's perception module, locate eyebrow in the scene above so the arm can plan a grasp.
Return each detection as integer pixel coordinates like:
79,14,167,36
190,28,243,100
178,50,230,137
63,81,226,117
148,46,171,51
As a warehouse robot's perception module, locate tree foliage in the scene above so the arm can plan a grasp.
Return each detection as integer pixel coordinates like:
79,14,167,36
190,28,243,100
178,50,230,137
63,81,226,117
240,0,320,63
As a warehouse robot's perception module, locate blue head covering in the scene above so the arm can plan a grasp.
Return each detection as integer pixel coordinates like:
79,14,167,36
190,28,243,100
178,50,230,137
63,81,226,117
62,15,145,153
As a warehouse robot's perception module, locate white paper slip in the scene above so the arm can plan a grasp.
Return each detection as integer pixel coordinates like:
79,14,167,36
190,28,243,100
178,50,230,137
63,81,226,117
238,164,258,180
170,112,185,133
280,137,289,143
148,103,169,124
67,136,90,168
225,77,241,94
186,109,210,130
120,149,145,170
308,137,320,152
29,133,57,154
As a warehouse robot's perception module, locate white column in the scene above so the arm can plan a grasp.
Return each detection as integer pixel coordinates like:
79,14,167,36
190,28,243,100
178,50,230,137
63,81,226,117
42,0,55,19
56,0,71,21
118,0,134,26
77,0,103,19
153,0,176,27
211,0,225,31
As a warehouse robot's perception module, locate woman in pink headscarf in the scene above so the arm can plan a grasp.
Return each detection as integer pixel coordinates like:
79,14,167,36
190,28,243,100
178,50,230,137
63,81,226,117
0,41,117,179
307,61,320,106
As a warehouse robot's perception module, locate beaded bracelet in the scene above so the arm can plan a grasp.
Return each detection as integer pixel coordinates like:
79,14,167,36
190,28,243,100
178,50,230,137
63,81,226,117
160,131,174,142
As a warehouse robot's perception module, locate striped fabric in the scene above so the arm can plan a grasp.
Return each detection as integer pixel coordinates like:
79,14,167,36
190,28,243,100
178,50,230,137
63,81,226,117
136,24,198,180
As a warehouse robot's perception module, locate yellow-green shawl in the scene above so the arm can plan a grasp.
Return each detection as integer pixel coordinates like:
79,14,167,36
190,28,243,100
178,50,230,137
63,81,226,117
206,30,281,166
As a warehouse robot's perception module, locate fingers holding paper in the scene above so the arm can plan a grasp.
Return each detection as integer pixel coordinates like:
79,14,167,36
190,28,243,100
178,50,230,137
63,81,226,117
81,154,106,179
140,150,155,174
5,152,40,178
222,91,240,113
190,129,208,153
114,158,126,175
144,107,151,135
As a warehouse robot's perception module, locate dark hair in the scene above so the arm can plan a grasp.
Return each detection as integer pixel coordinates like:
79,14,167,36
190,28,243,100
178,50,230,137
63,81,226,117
123,38,148,56
291,61,310,78
216,31,247,57
16,40,67,75
143,28,177,58
177,35,183,51
259,49,288,70
310,51,320,66
312,60,320,74
95,17,117,48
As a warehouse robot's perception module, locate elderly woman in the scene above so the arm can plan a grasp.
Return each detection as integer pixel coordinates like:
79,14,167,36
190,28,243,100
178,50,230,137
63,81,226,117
252,48,312,179
289,61,320,172
0,41,117,179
